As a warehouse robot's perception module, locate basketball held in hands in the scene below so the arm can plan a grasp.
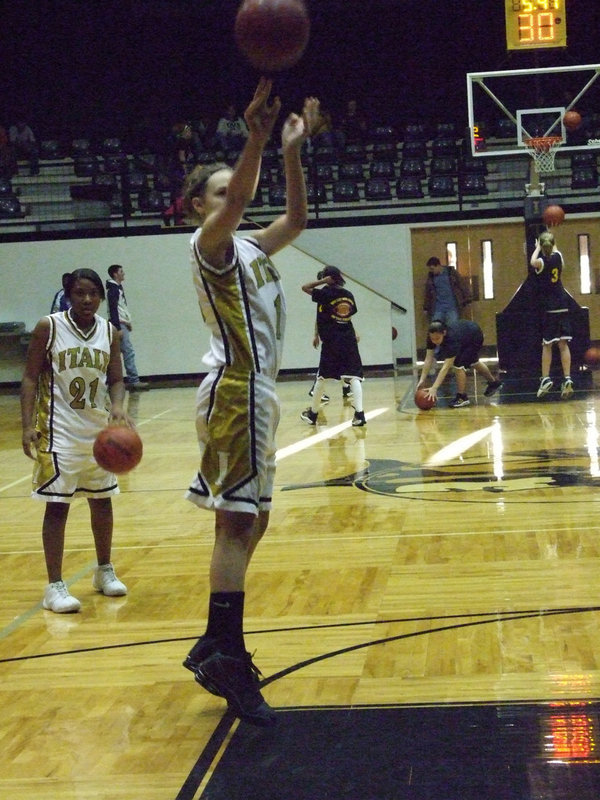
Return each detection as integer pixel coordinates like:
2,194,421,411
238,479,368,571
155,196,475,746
415,387,436,411
93,426,143,474
234,0,310,73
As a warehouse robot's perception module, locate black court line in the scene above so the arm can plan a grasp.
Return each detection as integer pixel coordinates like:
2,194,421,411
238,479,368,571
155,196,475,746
2,605,598,665
174,605,600,800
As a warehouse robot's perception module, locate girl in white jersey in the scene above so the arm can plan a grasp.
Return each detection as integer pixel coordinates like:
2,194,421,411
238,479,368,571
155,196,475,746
21,269,133,613
180,78,320,727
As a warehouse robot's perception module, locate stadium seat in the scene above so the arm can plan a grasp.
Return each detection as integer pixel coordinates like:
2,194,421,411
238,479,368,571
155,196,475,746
495,119,517,138
461,156,488,175
431,137,457,158
571,152,596,170
306,183,328,205
396,177,424,199
340,143,366,163
74,155,99,177
338,162,364,180
103,153,130,173
0,177,14,195
314,146,338,165
332,180,360,202
459,174,488,194
153,173,172,192
371,142,397,163
40,139,64,159
365,178,392,201
138,189,166,213
430,157,457,175
133,152,158,173
401,140,427,159
400,158,426,179
314,163,334,183
71,138,93,158
123,172,149,193
0,194,23,217
102,137,123,155
435,122,457,137
368,125,397,143
93,173,118,191
370,160,395,179
403,122,428,141
571,168,598,189
268,185,286,206
261,147,280,168
428,175,456,197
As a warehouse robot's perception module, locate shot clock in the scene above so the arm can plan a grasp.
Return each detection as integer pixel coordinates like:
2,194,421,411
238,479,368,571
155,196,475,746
505,0,567,51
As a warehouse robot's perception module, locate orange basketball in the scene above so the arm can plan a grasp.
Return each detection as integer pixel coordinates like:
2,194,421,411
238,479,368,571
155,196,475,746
93,426,143,474
234,0,310,72
542,204,565,227
415,387,436,411
584,346,600,370
563,110,582,131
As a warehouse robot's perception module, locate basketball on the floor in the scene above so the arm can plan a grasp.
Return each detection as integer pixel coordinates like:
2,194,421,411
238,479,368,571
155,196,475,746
584,346,600,369
563,110,582,131
415,387,436,411
93,426,143,474
542,204,565,227
234,0,310,72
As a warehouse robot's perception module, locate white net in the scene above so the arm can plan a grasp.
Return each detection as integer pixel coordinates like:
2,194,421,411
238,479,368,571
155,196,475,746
524,137,562,174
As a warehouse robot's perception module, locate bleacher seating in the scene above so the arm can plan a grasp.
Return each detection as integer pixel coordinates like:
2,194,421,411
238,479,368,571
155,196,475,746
428,175,456,197
338,162,364,181
400,158,426,179
332,180,360,202
459,174,488,195
370,161,395,179
396,177,424,199
365,178,392,201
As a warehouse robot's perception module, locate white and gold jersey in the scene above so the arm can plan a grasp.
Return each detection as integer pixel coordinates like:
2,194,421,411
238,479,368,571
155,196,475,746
190,229,286,381
36,311,113,454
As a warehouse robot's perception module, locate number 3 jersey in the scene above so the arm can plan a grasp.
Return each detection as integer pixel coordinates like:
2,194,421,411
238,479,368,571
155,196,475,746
190,229,286,382
36,311,113,454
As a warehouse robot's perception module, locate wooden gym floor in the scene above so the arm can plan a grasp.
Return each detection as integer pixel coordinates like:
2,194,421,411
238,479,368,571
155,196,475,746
1,373,600,799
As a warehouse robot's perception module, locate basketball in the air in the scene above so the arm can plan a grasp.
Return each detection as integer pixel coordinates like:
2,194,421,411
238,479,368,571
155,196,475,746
584,346,600,370
415,387,436,411
542,204,565,227
93,426,143,474
563,110,582,131
234,0,310,72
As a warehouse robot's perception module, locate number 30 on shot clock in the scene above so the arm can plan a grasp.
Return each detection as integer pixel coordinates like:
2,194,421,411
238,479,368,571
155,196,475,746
505,0,567,51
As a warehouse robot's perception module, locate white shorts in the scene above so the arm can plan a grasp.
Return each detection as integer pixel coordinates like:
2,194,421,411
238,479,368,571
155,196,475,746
186,368,279,516
32,450,119,503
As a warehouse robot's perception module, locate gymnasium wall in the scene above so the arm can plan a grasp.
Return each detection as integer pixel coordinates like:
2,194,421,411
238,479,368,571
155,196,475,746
2,215,599,384
0,223,414,383
411,215,600,350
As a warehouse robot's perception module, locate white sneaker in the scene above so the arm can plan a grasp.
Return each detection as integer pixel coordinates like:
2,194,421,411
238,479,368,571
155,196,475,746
43,581,81,613
537,377,553,398
93,563,127,596
560,377,574,399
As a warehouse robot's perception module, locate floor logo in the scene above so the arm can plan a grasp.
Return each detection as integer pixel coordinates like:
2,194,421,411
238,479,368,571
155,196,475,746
282,450,600,503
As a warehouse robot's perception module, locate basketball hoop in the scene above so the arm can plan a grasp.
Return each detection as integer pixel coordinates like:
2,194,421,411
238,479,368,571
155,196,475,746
524,136,563,174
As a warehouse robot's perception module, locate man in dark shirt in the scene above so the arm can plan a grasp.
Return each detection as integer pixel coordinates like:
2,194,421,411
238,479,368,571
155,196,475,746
417,319,502,408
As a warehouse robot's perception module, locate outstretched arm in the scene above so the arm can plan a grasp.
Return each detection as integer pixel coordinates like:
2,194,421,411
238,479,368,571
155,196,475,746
255,96,320,256
200,78,282,267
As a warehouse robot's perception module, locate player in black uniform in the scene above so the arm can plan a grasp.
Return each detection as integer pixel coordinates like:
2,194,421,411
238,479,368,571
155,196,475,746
417,319,502,408
300,266,366,426
530,232,573,399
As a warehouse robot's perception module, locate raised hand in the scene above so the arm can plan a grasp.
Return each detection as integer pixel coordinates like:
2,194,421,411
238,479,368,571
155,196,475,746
244,77,282,144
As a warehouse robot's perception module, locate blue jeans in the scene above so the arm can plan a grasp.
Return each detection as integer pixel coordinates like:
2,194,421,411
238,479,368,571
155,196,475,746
432,306,460,326
119,325,139,384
